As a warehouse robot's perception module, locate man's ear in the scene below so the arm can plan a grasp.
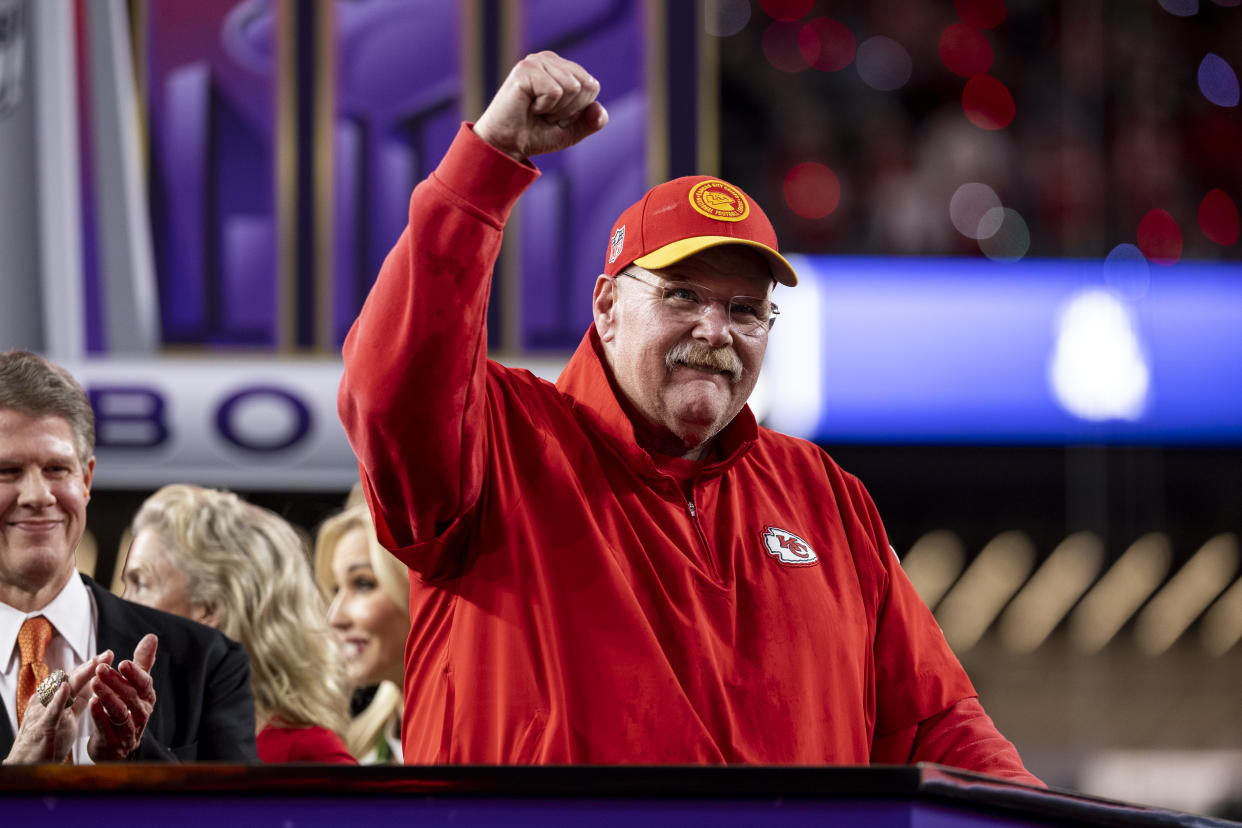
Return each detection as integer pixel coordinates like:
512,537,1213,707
592,274,618,342
83,456,95,502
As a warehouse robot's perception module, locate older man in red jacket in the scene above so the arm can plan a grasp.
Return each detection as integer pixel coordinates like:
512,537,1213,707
339,50,1040,784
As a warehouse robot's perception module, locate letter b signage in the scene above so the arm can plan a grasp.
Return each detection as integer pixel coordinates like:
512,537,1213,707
91,387,170,449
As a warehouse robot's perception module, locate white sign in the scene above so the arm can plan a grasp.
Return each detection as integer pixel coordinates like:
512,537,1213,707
64,355,567,491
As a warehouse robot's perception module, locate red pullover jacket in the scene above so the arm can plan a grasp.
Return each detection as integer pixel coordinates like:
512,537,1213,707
339,125,1040,783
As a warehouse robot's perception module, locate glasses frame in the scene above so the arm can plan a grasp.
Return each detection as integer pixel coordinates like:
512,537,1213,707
616,269,780,335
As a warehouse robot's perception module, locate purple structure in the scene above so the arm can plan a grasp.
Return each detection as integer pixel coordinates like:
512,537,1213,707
141,0,676,352
147,0,278,347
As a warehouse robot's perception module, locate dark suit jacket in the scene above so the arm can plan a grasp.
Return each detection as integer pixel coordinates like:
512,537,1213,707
0,575,258,761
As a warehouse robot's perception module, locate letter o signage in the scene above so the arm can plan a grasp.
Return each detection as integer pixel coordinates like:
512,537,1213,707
216,386,312,452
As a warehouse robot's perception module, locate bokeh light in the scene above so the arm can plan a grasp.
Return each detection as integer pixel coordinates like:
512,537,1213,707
939,23,993,77
704,0,752,38
856,36,913,92
1157,0,1199,14
962,75,1015,129
1049,289,1150,423
799,17,856,72
1198,53,1240,107
762,22,811,72
783,162,841,219
1198,188,1240,245
954,0,1006,29
950,182,1003,239
978,207,1030,261
1103,244,1151,301
760,0,813,22
1137,209,1183,265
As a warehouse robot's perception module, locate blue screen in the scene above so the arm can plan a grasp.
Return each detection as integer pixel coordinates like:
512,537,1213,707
759,255,1242,445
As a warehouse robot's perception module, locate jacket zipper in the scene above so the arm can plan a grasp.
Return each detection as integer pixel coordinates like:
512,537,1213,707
686,490,721,581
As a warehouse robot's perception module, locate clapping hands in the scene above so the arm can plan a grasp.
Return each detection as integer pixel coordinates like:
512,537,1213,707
2,633,159,764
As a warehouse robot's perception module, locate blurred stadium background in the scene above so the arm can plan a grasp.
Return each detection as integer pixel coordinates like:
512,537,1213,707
0,0,1239,813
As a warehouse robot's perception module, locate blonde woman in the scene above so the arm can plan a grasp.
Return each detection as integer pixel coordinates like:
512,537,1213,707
314,502,410,764
123,484,355,763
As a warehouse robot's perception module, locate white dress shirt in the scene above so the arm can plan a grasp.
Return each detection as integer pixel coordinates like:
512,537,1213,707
0,573,99,763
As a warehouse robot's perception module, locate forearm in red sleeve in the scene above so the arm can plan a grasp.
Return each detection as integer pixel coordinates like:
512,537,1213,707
835,470,1043,786
338,124,539,555
872,697,1045,786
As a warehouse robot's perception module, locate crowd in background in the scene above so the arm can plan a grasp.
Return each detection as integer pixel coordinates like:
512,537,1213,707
719,2,1241,262
98,483,404,766
111,482,408,764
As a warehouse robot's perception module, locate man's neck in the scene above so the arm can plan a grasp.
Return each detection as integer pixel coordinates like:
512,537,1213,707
679,443,712,462
0,568,76,614
634,424,716,462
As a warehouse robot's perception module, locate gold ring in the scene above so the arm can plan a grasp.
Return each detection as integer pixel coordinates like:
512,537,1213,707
37,669,69,707
107,707,130,727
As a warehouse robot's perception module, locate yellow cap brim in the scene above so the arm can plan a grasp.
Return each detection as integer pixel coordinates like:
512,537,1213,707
634,236,798,287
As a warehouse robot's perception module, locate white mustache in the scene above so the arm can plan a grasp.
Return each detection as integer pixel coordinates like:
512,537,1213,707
665,341,743,384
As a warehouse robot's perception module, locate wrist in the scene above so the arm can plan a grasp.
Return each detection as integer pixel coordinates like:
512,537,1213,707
470,124,526,163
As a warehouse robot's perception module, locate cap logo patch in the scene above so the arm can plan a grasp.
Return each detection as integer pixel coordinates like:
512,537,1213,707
761,527,819,567
608,226,626,264
688,180,750,223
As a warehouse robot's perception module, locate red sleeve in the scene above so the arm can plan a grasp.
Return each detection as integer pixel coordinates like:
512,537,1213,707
836,472,1040,784
337,124,539,570
838,472,976,732
871,697,1044,786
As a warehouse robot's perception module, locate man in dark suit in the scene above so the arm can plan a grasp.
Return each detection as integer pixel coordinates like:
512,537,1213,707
0,350,257,763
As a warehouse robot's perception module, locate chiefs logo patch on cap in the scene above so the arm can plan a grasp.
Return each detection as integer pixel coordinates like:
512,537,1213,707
760,527,818,567
688,180,750,223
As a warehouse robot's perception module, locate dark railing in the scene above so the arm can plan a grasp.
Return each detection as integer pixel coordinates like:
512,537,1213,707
0,764,1234,827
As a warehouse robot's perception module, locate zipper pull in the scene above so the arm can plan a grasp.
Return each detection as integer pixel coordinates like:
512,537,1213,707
687,500,697,517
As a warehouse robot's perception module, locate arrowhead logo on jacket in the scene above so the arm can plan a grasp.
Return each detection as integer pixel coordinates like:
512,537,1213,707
761,527,818,566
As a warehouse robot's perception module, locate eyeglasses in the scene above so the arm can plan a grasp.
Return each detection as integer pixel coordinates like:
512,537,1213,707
618,270,779,336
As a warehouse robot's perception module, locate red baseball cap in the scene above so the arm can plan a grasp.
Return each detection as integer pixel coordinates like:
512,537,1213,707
603,176,798,286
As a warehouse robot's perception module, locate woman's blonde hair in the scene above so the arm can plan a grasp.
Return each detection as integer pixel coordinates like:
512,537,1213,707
313,499,408,759
131,484,350,736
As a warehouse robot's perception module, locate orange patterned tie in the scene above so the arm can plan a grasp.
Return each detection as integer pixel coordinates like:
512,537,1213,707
16,615,54,726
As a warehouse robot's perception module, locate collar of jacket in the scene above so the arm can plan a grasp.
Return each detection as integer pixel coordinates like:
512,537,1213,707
555,326,758,483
